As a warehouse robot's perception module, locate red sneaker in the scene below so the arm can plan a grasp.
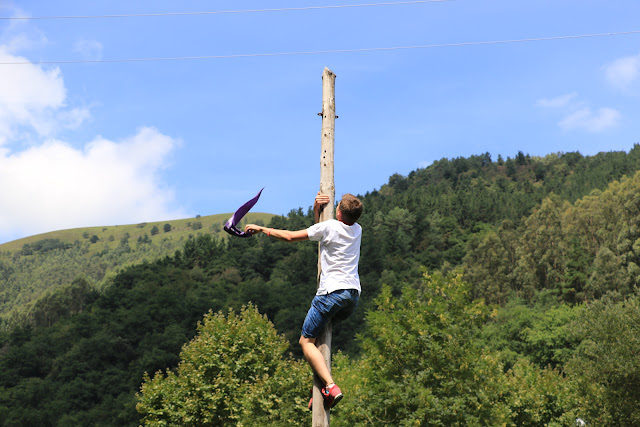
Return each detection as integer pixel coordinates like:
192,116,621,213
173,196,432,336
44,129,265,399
322,384,343,408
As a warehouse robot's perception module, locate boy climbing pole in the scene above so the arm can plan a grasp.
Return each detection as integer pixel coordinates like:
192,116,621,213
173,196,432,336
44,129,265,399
245,191,363,409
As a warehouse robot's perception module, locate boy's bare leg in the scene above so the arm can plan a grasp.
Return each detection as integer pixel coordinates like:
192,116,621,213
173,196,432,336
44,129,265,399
299,335,334,387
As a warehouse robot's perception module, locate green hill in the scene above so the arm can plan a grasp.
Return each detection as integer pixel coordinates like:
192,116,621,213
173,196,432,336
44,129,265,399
3,147,640,424
0,212,274,253
0,212,275,325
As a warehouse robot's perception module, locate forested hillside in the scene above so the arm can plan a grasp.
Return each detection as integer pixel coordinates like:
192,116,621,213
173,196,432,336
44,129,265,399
2,146,640,425
0,212,273,327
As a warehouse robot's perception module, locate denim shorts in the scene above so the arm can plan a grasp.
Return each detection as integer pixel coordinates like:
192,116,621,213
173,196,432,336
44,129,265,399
301,289,360,339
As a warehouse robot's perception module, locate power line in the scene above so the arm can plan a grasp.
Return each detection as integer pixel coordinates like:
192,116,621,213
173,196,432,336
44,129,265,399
1,30,638,65
0,1,451,20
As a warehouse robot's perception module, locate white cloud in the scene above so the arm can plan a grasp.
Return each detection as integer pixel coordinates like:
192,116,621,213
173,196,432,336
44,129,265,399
559,107,620,133
0,33,186,243
73,39,103,61
59,108,92,130
0,7,48,53
0,48,90,143
537,93,578,109
538,92,620,133
0,127,187,241
605,52,640,91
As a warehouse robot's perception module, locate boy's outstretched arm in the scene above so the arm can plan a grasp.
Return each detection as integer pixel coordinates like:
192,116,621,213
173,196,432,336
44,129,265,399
245,192,330,241
244,224,309,242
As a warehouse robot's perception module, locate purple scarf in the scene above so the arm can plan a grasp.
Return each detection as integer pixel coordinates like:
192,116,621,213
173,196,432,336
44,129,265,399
223,188,264,237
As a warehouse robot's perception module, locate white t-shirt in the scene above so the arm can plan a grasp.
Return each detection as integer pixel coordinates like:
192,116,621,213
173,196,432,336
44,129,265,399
307,219,362,295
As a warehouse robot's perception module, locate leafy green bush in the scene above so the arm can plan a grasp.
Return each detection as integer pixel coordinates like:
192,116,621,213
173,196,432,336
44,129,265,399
333,272,508,426
137,304,310,426
566,292,640,425
480,300,582,370
500,360,581,426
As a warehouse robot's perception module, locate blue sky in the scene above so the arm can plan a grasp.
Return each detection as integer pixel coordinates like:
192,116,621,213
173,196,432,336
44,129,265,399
0,0,639,244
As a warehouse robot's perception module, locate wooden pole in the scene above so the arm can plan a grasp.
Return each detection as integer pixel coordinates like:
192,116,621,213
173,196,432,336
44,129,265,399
312,67,336,427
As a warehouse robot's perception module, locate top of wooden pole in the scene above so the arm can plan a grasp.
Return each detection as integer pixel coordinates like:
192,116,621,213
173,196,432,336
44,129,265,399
319,67,336,217
313,67,336,427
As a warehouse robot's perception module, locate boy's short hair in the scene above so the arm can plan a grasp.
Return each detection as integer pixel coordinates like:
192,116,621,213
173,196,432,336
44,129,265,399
338,194,363,224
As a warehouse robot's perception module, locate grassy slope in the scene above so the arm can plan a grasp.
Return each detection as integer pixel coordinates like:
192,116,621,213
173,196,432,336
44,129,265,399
0,212,276,322
0,212,275,254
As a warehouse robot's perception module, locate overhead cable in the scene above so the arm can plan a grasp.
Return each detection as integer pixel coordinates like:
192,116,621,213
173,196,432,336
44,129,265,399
1,30,638,65
0,1,451,20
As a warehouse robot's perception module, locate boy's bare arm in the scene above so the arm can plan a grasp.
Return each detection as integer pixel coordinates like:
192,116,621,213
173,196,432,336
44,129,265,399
244,224,309,242
244,193,329,241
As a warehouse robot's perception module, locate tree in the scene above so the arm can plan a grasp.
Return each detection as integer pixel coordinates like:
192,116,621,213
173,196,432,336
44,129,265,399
560,237,590,303
566,293,640,425
137,304,309,426
500,359,581,426
373,207,415,256
506,159,517,179
464,230,512,305
513,195,569,299
150,226,159,236
334,272,508,426
163,223,172,233
586,246,625,299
